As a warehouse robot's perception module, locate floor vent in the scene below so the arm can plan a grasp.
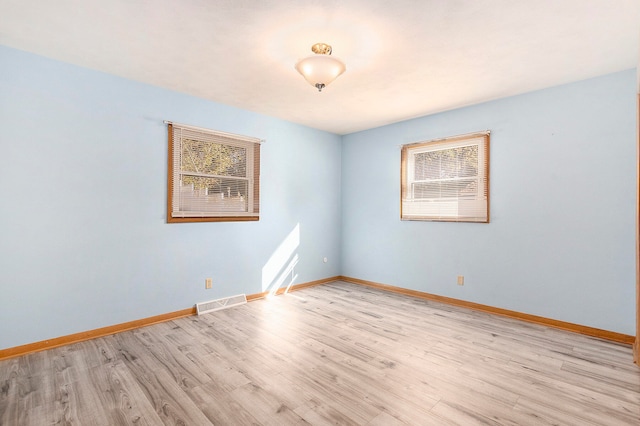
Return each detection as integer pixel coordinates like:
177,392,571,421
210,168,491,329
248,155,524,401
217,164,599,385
196,294,247,315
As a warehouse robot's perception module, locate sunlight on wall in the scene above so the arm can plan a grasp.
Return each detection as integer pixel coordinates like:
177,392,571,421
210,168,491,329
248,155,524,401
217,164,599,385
262,223,300,295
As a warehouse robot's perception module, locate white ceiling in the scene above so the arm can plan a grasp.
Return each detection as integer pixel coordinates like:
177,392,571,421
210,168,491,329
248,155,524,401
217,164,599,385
1,0,639,135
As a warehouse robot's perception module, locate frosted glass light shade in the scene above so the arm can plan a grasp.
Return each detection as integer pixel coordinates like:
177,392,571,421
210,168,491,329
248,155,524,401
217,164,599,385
295,54,346,91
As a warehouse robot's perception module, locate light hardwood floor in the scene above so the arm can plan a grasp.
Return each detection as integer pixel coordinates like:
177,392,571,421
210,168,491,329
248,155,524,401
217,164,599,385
1,281,639,425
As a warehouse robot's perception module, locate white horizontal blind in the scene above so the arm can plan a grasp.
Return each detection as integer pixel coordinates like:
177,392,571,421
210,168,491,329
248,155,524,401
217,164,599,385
168,123,261,221
401,132,489,222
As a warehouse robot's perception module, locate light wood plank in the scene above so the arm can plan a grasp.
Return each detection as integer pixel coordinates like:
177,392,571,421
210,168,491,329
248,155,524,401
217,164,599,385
1,281,639,425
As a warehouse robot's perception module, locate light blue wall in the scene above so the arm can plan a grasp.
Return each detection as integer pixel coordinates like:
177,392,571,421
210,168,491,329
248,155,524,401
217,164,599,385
0,46,342,349
341,69,637,335
1,45,636,350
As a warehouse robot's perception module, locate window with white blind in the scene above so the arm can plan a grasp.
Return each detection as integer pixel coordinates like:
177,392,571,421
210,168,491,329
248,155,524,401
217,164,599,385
167,122,262,223
401,132,490,222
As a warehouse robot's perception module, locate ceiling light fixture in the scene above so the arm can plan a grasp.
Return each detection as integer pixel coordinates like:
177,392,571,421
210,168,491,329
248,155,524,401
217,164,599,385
295,43,346,92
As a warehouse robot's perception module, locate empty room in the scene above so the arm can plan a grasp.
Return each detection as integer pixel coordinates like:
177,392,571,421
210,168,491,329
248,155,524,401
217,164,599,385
1,0,639,424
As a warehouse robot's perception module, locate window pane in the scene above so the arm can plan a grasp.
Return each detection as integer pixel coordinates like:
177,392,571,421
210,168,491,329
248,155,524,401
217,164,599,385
179,175,248,212
458,145,478,178
168,123,261,222
414,145,478,180
413,179,477,199
181,139,247,178
401,133,489,223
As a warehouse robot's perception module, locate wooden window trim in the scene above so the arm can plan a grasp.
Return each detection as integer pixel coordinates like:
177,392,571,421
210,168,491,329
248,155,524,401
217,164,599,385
401,131,490,223
167,123,261,223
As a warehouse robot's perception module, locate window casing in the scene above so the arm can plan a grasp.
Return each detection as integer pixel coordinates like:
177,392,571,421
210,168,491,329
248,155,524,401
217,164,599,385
401,132,490,222
167,123,261,223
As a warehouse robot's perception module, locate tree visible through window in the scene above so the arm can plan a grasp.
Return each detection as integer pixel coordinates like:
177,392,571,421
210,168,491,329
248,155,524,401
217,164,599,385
401,132,489,222
167,122,262,223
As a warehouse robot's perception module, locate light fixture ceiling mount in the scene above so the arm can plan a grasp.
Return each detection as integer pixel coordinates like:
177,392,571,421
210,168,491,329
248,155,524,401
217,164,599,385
310,42,332,55
295,43,346,92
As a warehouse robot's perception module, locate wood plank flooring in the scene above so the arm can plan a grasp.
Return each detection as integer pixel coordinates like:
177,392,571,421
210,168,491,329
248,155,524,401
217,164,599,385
1,281,639,425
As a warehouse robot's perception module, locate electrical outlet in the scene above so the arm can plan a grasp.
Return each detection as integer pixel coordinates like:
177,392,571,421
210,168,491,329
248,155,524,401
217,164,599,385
457,275,464,286
205,278,212,289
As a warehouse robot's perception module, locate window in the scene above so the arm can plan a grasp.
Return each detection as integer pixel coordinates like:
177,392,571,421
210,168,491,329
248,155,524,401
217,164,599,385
401,132,489,222
167,122,262,223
